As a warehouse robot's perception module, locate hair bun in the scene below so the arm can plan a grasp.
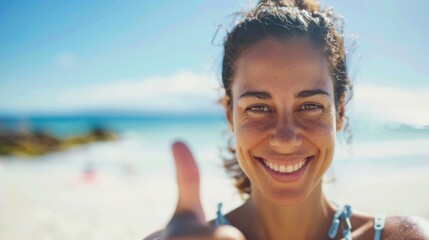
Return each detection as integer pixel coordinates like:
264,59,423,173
258,0,320,12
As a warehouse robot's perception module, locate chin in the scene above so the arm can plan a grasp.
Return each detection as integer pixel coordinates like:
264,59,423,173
252,182,313,207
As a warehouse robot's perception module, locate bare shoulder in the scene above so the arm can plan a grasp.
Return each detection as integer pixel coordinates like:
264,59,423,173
143,229,163,240
382,216,429,239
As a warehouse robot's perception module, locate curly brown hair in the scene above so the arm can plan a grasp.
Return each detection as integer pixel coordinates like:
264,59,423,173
220,0,353,196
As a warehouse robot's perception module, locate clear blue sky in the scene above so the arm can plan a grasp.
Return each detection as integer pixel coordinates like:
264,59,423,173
0,0,428,124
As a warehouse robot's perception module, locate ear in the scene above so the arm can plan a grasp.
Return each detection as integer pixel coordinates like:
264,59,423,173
336,94,346,132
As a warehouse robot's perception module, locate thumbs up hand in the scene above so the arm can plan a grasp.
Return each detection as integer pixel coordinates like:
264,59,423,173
160,141,245,240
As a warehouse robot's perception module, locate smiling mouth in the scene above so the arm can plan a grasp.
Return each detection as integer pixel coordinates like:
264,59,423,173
254,156,314,174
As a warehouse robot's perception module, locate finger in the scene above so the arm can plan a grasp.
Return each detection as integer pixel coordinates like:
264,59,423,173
171,141,204,222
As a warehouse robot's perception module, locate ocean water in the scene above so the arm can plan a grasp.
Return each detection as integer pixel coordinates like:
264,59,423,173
1,115,428,177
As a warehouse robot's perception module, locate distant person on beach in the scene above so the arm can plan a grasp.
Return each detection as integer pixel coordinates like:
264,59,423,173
145,0,429,239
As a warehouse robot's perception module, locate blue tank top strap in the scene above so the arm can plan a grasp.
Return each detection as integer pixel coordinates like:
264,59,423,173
216,202,386,240
215,203,231,226
373,213,385,240
328,203,352,240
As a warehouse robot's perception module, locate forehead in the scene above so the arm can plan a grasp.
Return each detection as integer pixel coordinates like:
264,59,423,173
233,37,333,93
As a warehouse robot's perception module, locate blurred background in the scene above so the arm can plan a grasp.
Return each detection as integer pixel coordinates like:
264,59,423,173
0,0,428,239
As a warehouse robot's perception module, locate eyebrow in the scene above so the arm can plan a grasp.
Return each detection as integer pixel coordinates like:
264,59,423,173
238,89,330,100
239,91,272,100
296,89,331,98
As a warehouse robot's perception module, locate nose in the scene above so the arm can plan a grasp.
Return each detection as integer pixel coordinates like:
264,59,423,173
269,115,302,151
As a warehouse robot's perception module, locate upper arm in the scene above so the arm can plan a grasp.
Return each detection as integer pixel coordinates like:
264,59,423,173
383,216,429,239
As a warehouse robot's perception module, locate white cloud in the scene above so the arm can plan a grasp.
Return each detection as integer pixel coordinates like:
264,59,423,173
29,70,429,126
56,71,224,114
352,84,429,126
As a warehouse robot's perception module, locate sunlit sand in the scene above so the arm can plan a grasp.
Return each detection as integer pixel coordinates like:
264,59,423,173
0,140,428,239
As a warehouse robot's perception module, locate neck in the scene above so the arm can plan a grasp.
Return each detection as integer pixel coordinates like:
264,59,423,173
242,183,335,240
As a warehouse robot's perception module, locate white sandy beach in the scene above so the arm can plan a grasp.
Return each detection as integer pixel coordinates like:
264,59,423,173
1,139,428,240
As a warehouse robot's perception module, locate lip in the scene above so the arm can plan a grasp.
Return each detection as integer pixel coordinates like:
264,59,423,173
255,155,314,183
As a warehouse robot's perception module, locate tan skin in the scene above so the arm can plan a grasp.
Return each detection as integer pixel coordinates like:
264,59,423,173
145,38,429,240
221,37,373,240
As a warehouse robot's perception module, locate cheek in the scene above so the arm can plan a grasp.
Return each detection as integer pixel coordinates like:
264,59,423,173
233,116,274,173
298,114,336,181
302,119,335,143
234,114,274,144
299,109,337,144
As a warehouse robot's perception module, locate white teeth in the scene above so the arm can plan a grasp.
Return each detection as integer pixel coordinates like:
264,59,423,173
273,164,279,172
262,157,309,174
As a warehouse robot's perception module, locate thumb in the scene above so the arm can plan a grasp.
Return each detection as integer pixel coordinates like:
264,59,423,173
171,141,205,223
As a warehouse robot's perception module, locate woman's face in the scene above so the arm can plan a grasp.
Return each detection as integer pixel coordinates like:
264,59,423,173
227,37,342,205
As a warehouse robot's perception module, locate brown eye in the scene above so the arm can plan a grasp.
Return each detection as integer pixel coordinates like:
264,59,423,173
299,104,323,112
247,105,272,113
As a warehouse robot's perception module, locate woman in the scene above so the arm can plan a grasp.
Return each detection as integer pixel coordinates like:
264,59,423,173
145,0,429,239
